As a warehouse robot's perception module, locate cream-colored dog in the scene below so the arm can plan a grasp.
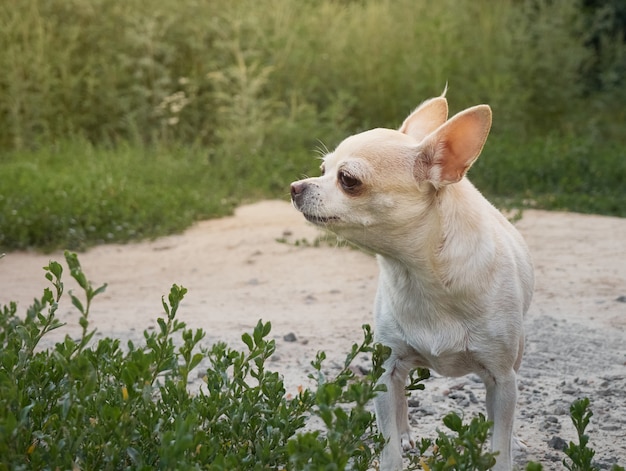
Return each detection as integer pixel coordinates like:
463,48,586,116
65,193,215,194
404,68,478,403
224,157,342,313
290,96,534,470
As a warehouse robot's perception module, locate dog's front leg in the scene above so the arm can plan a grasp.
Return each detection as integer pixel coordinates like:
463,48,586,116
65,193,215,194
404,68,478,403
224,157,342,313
485,369,517,471
375,355,413,471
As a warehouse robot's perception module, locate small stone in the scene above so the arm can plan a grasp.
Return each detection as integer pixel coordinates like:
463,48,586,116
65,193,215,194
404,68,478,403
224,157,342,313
615,295,626,303
552,405,569,416
407,398,420,408
283,332,297,342
417,406,437,416
546,452,562,462
467,390,479,404
548,436,566,450
600,424,620,431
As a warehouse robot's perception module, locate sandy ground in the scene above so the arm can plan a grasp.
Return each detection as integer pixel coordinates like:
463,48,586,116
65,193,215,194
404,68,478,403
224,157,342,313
1,200,625,469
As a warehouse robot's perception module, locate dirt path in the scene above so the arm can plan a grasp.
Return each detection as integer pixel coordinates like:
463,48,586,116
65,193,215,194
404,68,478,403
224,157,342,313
2,201,625,468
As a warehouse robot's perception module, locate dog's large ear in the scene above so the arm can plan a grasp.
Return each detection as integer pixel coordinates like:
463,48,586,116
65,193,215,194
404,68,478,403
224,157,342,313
399,96,449,142
415,104,492,186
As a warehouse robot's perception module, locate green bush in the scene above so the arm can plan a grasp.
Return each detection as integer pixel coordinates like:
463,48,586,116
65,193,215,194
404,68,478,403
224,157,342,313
0,252,390,469
0,252,501,470
1,253,624,469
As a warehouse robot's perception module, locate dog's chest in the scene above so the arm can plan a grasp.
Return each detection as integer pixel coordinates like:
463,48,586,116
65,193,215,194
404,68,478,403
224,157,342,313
376,265,480,377
396,303,475,376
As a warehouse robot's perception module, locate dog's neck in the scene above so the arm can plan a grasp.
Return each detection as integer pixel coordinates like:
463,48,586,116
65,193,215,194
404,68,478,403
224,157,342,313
376,178,497,292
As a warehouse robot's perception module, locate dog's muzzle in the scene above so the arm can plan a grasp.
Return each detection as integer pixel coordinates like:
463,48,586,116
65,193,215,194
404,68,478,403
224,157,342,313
290,181,338,224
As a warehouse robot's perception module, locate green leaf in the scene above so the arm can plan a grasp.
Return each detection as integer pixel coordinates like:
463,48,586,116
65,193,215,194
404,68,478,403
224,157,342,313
242,332,253,351
442,412,464,432
189,353,204,371
262,320,271,337
70,294,85,314
526,462,544,471
46,260,63,279
253,321,264,346
42,287,54,305
93,283,108,297
157,318,167,336
161,296,170,316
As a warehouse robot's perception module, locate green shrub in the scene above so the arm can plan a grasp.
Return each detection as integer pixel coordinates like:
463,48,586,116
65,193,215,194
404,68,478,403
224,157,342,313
0,251,391,469
0,252,503,470
1,253,624,469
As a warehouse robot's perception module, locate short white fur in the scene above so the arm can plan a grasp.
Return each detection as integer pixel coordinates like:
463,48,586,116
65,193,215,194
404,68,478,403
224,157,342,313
291,95,534,471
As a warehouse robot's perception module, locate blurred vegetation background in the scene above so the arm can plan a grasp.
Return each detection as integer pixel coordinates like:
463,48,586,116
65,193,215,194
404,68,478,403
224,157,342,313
0,0,624,250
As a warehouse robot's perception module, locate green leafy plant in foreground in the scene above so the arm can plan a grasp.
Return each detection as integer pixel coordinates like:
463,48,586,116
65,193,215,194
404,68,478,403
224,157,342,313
409,412,496,471
1,253,623,470
0,251,393,470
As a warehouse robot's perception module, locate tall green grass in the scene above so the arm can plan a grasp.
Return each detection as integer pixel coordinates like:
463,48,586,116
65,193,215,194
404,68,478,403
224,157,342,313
0,140,313,251
475,134,626,216
0,0,624,250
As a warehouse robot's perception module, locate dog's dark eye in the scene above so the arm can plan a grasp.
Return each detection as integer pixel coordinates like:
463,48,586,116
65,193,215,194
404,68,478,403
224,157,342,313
320,164,326,176
338,170,360,192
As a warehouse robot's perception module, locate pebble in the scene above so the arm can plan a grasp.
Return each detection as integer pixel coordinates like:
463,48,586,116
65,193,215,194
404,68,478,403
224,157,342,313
547,435,567,450
599,424,620,431
407,398,420,408
467,390,479,404
417,406,437,416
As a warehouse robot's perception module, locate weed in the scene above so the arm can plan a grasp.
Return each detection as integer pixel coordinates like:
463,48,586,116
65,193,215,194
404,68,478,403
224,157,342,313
564,398,599,471
562,398,625,471
275,231,367,252
525,397,625,471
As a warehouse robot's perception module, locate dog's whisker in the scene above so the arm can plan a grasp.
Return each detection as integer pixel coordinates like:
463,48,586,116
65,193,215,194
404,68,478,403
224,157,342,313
314,140,330,157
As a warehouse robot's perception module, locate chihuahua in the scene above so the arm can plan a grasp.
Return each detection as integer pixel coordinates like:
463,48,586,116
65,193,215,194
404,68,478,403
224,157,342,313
290,96,534,470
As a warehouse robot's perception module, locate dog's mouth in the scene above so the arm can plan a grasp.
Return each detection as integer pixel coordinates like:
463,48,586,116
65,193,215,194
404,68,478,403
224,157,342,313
303,213,340,225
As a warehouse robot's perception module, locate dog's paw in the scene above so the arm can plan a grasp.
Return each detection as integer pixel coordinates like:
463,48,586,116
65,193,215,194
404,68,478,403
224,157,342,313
513,435,528,451
400,432,415,451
